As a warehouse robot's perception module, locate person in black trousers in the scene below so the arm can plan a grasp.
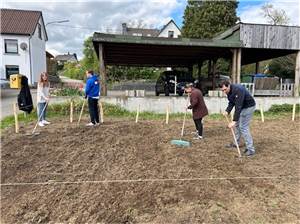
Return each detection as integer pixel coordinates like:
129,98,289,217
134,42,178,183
85,70,100,126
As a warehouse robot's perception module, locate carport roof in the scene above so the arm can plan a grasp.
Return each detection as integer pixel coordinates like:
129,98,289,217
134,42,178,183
93,24,298,67
92,32,242,67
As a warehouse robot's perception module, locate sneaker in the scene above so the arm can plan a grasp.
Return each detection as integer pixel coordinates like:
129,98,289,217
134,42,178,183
86,122,95,127
193,135,203,140
42,120,50,125
245,150,255,157
225,143,239,149
95,122,100,126
38,121,45,127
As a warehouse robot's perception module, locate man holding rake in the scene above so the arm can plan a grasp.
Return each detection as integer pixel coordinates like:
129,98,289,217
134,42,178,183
221,80,256,156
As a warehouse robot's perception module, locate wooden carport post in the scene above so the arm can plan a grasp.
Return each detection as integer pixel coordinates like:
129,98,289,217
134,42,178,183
197,61,203,81
255,62,260,74
236,48,242,84
99,44,107,96
212,58,217,90
231,49,237,83
294,51,300,97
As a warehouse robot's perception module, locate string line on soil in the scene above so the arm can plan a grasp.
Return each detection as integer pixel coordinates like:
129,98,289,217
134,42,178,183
1,175,299,186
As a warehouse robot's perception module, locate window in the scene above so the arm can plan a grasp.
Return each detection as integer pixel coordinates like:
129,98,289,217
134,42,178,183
168,31,174,38
4,39,18,54
132,33,142,36
38,24,42,39
5,65,19,79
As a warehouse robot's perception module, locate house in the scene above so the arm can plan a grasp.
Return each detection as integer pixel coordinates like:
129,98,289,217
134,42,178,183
55,52,78,66
122,19,181,38
0,8,48,85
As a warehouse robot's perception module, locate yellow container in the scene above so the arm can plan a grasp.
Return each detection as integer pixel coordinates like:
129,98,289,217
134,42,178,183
10,74,22,89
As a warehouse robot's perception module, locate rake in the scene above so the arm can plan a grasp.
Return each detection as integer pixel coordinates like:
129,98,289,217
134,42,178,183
171,94,191,147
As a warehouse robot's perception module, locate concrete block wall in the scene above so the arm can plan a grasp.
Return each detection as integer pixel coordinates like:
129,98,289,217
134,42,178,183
102,96,300,114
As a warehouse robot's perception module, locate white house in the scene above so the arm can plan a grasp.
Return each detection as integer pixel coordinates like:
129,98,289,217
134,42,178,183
157,20,181,38
0,8,48,85
122,19,181,38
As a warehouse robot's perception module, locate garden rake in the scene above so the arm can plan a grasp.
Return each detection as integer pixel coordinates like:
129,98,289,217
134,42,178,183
224,114,241,158
171,93,191,147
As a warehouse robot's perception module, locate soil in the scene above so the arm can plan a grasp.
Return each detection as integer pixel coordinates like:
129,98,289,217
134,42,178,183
1,117,299,223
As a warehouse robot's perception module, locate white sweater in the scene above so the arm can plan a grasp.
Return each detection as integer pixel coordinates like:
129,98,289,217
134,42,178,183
37,83,50,103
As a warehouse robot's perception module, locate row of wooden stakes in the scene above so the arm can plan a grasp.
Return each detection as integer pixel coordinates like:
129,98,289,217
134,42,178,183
12,102,298,134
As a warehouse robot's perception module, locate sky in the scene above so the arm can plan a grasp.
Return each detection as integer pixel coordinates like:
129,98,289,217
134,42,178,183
2,0,300,59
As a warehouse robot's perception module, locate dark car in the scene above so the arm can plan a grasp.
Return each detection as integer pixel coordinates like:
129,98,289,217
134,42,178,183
155,70,194,96
197,73,231,95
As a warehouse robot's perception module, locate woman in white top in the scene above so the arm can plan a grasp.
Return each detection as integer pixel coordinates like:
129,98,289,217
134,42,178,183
37,72,50,127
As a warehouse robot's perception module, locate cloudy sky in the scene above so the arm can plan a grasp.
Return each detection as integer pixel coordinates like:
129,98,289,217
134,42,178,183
2,0,299,59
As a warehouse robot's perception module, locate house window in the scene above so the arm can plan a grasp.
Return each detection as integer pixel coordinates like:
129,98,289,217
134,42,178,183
132,33,142,36
5,65,19,79
168,31,174,38
4,39,18,54
38,24,42,39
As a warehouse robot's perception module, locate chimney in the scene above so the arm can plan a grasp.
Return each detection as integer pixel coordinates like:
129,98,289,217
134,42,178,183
122,23,127,35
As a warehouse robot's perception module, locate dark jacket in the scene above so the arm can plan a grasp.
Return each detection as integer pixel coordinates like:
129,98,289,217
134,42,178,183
188,88,208,119
18,76,33,113
226,84,256,121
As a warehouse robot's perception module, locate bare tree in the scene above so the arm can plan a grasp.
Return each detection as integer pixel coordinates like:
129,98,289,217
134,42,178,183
261,3,290,25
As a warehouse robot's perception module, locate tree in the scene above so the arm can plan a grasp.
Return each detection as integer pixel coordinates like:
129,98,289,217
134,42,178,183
182,0,239,39
262,3,290,25
81,36,99,73
269,55,296,79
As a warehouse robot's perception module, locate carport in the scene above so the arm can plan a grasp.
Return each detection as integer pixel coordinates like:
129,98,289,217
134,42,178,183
93,23,300,96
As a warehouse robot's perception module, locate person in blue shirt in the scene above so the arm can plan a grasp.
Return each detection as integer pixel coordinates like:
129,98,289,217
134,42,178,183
85,70,100,126
221,80,256,156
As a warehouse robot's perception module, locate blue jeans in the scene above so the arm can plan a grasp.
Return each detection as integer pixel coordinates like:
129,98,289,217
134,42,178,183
37,102,47,122
234,106,255,152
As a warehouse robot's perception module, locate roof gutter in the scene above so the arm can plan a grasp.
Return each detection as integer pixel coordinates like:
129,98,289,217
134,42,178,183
29,34,33,85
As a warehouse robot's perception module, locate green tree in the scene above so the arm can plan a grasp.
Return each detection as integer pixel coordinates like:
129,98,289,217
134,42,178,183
81,36,99,73
182,0,239,39
269,55,296,79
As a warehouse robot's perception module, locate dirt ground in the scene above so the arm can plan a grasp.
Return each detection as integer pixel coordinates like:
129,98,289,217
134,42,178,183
1,116,299,223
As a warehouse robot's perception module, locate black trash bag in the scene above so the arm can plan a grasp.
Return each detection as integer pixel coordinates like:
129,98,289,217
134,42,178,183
17,76,33,113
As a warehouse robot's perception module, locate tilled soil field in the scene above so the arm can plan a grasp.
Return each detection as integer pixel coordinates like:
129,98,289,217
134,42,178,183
1,117,299,223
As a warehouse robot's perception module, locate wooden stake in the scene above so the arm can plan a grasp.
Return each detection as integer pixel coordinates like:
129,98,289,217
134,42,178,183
99,101,104,123
77,100,86,125
13,103,19,133
70,100,74,123
292,103,296,121
260,104,265,123
166,104,169,124
135,104,140,123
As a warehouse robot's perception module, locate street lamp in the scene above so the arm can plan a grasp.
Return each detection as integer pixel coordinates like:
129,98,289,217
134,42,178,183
46,20,69,26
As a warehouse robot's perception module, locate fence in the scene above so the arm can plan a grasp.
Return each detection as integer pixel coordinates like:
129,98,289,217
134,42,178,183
241,82,294,97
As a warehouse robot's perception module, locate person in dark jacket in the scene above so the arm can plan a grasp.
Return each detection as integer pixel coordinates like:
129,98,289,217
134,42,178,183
221,80,256,156
185,83,208,139
18,76,33,113
85,70,100,126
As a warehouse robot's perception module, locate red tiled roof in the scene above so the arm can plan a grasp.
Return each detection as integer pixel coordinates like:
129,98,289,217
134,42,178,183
0,8,42,35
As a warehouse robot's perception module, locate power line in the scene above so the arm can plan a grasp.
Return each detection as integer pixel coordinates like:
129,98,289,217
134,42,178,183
47,23,122,33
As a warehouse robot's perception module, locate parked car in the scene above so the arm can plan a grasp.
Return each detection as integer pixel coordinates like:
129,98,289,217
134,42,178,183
197,73,231,95
0,79,10,89
155,70,194,96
